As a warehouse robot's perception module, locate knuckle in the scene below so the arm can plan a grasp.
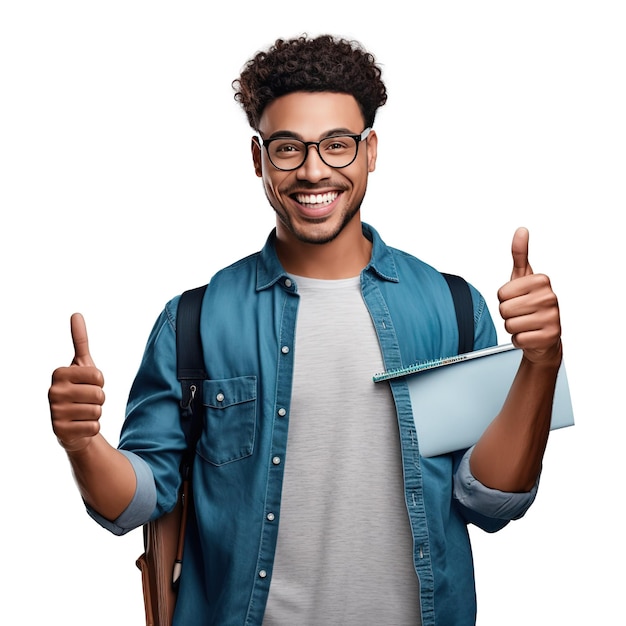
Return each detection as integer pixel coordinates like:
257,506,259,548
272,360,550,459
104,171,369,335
51,366,70,383
533,272,550,286
96,370,105,388
48,385,58,403
81,420,101,438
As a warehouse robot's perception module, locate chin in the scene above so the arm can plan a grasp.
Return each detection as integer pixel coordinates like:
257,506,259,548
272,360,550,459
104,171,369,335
287,210,359,245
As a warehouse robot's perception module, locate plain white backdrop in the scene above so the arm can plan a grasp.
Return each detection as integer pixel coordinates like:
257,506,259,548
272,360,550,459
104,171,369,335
1,1,624,624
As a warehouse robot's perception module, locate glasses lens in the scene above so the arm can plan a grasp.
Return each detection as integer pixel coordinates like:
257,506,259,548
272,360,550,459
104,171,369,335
318,136,358,168
267,136,359,170
268,139,307,170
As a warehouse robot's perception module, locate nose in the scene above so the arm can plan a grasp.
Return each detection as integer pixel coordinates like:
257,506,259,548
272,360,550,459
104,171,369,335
296,144,332,182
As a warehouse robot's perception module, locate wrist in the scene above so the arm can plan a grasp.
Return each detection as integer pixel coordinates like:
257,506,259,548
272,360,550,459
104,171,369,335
521,338,563,371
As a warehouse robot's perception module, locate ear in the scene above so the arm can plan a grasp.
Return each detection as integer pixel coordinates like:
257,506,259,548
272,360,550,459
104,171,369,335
366,130,378,173
251,136,263,177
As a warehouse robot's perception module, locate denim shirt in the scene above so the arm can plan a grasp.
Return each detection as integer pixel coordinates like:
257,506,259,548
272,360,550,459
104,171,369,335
95,224,536,626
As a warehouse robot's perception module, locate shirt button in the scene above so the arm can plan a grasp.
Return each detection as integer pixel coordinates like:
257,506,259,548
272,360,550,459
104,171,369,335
277,408,287,417
216,392,225,402
259,570,267,579
272,456,281,465
281,346,290,354
266,512,275,521
284,278,292,288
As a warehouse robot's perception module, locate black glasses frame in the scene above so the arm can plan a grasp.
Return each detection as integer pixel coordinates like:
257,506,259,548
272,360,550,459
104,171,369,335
257,127,372,171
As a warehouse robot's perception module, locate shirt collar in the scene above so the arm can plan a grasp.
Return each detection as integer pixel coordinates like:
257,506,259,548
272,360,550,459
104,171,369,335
255,222,399,291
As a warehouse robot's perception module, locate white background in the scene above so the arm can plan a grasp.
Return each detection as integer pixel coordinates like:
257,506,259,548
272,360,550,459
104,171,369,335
1,1,624,624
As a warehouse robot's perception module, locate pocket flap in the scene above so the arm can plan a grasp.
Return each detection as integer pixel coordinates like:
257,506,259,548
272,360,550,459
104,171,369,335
203,377,257,409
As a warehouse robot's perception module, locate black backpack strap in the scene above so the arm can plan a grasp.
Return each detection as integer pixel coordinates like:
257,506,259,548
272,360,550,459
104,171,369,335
176,284,208,477
170,284,208,590
441,273,475,355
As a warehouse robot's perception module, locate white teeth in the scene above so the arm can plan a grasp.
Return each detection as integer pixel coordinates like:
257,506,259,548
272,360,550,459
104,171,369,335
295,192,339,206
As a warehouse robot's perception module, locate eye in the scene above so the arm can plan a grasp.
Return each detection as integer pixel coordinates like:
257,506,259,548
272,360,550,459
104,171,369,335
322,137,352,152
272,141,304,155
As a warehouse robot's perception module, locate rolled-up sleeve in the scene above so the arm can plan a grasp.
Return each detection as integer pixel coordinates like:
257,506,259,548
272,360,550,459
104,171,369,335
85,450,157,536
453,447,539,521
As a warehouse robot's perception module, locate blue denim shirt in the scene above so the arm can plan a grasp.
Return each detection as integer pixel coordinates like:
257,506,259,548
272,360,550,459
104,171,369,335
93,224,537,625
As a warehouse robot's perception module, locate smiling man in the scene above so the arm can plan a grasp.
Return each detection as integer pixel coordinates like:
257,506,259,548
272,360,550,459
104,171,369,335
49,35,562,625
252,92,376,273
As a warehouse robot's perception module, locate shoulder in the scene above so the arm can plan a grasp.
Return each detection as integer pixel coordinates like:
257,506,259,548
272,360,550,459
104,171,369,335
380,238,485,304
162,250,263,323
369,230,495,343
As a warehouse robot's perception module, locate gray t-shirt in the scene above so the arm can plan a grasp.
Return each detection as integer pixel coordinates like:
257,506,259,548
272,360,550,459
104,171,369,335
263,275,421,626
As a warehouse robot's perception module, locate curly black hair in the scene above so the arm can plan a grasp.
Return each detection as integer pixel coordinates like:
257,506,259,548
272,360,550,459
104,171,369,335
233,34,387,130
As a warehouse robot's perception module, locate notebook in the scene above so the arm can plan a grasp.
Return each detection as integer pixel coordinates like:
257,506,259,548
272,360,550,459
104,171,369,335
373,344,575,457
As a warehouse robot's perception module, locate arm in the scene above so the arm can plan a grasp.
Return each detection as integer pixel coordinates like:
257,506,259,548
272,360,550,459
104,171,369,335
470,228,562,493
49,313,137,520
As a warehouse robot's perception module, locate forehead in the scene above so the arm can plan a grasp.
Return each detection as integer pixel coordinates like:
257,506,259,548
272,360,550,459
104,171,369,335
258,92,365,137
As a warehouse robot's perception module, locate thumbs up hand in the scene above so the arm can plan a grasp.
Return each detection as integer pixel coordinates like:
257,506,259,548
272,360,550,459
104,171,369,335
498,228,562,367
49,314,106,452
69,312,96,368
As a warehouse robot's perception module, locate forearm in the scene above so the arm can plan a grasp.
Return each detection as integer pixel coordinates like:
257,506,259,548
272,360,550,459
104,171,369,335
66,433,137,521
469,350,561,492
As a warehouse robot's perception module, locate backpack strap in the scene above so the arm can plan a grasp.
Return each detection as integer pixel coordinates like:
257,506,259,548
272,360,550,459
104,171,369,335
172,284,208,588
441,273,475,355
176,284,209,456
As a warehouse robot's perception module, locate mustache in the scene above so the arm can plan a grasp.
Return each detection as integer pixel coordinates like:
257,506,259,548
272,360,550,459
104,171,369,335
281,181,349,195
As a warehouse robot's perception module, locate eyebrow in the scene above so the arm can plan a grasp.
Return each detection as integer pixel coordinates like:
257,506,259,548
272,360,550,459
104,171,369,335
265,127,357,140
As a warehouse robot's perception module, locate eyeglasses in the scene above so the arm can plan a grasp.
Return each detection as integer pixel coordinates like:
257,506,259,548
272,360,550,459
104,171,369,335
257,127,371,171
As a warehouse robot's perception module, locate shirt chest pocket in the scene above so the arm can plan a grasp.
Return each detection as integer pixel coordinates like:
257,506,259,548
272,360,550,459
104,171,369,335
197,376,257,466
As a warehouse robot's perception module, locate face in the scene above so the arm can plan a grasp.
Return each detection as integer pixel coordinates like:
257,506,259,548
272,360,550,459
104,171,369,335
252,92,378,246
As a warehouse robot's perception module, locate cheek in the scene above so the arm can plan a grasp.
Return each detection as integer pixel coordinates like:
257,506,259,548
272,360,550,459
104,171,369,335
261,174,284,206
263,170,289,196
262,172,277,195
350,165,370,191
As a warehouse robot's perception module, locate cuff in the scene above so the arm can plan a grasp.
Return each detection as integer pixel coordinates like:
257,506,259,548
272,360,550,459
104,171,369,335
453,447,539,520
85,450,157,536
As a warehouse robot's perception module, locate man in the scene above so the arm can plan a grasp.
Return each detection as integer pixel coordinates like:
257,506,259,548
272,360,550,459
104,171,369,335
49,35,562,625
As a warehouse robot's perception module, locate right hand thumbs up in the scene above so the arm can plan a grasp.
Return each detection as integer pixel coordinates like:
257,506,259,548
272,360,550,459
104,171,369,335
49,313,106,453
70,312,96,367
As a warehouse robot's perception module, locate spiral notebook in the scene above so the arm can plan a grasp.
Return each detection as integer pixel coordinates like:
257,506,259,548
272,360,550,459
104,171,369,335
373,344,575,457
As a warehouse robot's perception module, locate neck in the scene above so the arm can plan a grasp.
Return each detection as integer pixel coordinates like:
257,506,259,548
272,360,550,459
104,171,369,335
275,218,371,279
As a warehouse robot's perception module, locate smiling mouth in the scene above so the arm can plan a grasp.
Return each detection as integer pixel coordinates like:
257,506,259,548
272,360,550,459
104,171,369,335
293,191,340,207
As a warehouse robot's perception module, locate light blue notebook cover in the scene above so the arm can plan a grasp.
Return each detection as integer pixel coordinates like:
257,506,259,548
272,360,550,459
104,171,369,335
375,344,574,458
